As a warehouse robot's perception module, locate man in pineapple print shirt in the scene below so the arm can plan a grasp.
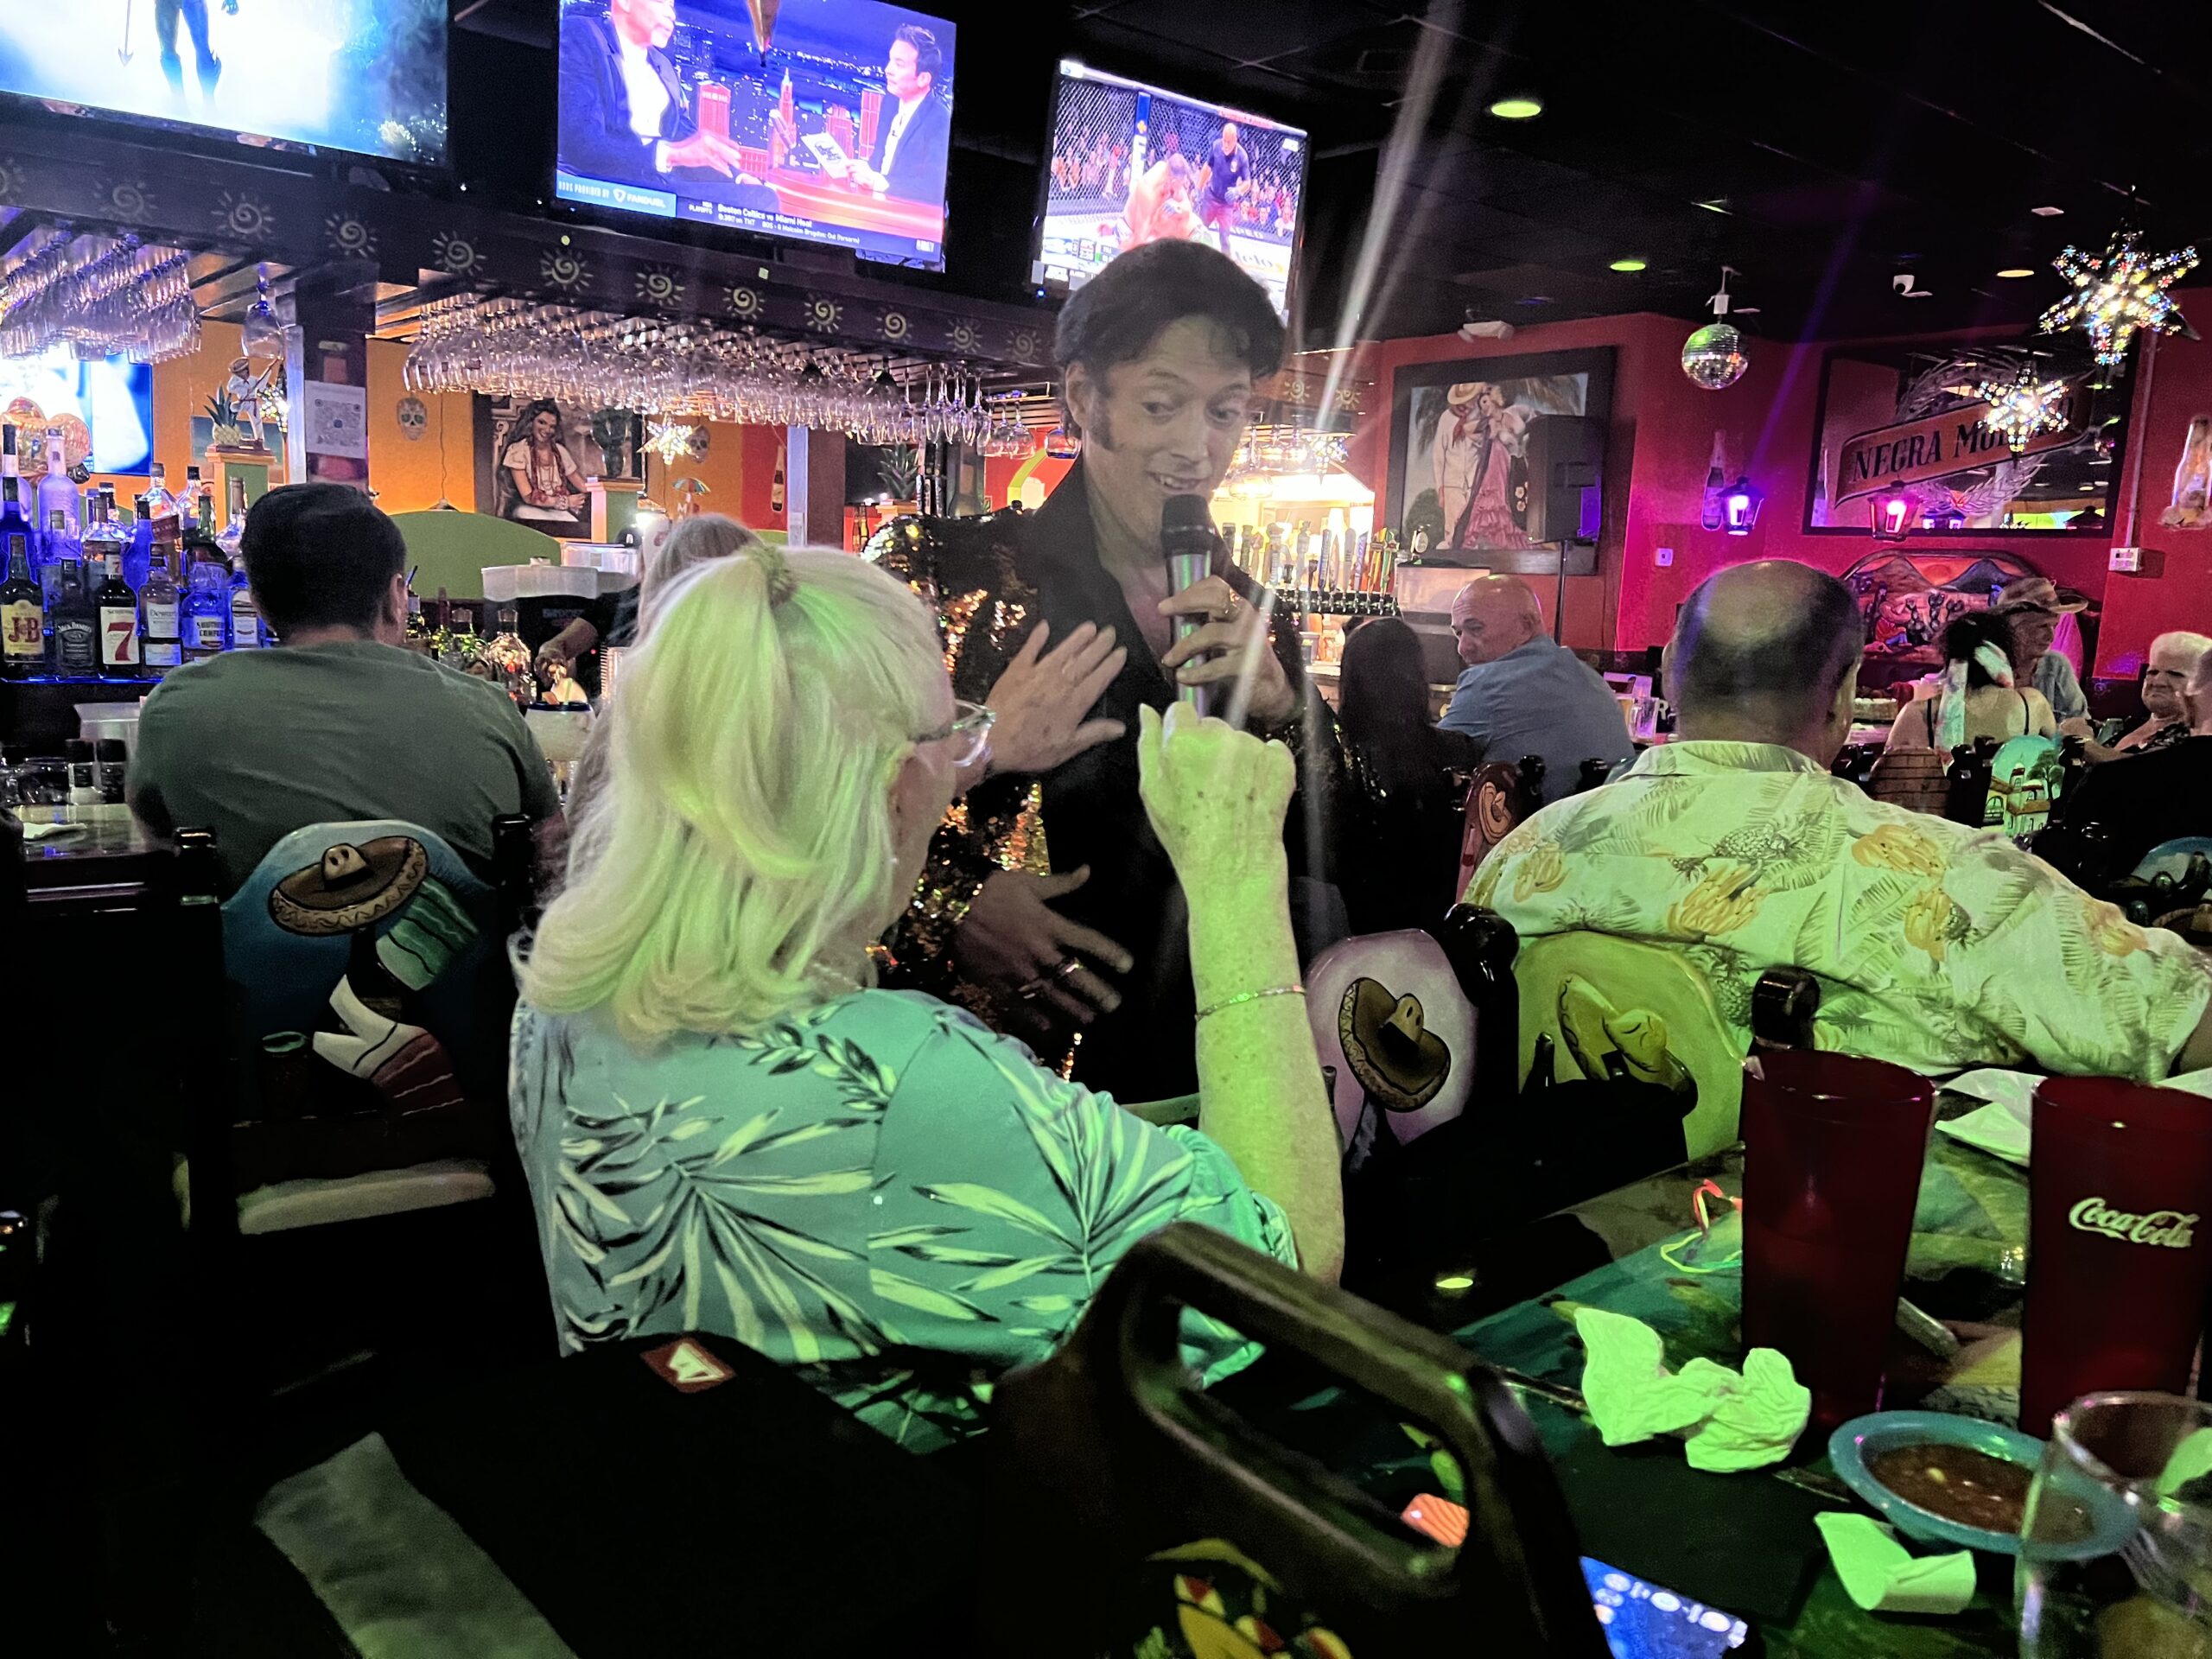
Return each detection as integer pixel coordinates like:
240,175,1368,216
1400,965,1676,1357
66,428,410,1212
1473,560,2212,1081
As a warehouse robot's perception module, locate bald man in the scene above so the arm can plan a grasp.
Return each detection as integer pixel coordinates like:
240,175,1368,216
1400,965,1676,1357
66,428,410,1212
1437,573,1633,803
1471,561,2212,1081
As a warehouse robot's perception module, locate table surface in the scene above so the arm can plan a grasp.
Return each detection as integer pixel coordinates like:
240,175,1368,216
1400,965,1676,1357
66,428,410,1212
14,804,166,891
1298,1104,2028,1658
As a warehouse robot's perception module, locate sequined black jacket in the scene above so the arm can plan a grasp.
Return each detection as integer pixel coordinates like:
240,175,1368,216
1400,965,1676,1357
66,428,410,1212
865,464,1343,1102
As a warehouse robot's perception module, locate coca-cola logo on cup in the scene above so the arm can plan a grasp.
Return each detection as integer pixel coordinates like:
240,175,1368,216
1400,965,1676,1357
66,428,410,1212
2069,1198,2199,1249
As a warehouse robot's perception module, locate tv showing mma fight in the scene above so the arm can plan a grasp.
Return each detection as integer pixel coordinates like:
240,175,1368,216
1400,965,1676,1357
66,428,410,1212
556,0,957,270
1038,60,1308,319
0,0,448,164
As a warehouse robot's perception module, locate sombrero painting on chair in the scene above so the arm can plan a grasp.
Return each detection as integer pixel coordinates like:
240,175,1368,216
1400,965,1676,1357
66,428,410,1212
1306,931,1475,1166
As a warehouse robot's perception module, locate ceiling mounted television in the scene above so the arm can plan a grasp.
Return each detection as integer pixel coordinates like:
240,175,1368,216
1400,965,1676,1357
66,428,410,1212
0,0,448,165
1037,60,1308,320
556,0,956,271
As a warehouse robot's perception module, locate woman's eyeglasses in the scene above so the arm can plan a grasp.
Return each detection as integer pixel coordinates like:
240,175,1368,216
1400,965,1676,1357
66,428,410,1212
916,700,995,770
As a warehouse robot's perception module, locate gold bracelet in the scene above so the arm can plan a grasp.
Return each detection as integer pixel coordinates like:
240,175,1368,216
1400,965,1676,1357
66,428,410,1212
1195,984,1306,1022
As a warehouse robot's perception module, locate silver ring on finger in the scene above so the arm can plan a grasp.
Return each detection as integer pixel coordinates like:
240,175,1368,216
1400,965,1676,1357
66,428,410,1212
1052,956,1083,982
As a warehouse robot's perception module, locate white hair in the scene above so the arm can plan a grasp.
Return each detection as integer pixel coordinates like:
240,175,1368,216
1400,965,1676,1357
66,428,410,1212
521,547,947,1047
2150,631,2212,670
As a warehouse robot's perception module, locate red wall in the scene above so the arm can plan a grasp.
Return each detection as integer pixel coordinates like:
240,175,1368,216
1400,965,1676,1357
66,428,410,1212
2089,289,2212,679
1354,303,2203,661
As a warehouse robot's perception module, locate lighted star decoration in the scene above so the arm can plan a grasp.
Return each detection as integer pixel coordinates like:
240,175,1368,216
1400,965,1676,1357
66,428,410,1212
1974,366,2070,455
644,420,702,464
2038,230,2198,367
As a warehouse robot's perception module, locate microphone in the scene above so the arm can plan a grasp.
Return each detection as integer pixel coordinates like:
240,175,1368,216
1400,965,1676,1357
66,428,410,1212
1162,493,1217,719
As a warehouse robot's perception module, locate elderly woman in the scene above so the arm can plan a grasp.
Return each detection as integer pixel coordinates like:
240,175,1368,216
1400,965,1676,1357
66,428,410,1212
868,239,1340,1106
2062,629,2212,760
512,545,1342,1449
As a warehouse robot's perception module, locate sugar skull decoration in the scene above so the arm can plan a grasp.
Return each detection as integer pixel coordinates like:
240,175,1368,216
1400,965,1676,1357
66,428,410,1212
396,396,429,442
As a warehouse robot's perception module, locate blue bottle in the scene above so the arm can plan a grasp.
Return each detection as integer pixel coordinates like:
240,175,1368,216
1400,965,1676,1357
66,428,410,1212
180,551,229,660
124,493,153,594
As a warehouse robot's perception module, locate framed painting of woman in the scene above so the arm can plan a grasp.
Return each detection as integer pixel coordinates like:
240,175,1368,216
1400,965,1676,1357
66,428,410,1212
474,397,639,537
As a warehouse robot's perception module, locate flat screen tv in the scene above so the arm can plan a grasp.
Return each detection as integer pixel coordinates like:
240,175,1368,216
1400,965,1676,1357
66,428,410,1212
556,0,957,271
0,0,448,165
0,351,155,476
1037,60,1308,319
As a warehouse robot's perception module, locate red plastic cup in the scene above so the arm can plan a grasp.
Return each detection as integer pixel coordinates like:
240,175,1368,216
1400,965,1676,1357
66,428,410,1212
2019,1077,2212,1436
1739,1052,1936,1435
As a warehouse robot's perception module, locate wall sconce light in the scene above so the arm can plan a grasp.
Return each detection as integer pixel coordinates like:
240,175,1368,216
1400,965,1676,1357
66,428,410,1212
1721,475,1763,534
1874,480,1914,539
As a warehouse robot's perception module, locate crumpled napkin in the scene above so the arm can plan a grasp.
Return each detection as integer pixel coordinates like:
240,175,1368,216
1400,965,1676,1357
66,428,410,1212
1940,1068,2212,1166
1574,1307,1810,1472
1814,1513,1976,1615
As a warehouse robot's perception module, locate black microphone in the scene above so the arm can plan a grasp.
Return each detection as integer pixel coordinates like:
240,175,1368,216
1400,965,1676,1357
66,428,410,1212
1162,493,1217,719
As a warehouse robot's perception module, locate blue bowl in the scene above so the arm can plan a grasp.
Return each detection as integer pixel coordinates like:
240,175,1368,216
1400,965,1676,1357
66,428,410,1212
1828,1410,2047,1555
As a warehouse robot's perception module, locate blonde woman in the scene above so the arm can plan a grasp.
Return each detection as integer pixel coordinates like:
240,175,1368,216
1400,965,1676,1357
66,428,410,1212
511,546,1343,1449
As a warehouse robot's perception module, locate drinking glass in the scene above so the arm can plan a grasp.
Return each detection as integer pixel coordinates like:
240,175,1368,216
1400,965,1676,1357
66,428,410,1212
2018,1391,2212,1657
1738,1050,1936,1435
2020,1077,2212,1435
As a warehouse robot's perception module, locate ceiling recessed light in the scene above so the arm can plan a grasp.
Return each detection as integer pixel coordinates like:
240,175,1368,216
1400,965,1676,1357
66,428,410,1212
1996,267,2036,278
2031,205,2064,217
1609,257,1647,272
1488,96,1543,119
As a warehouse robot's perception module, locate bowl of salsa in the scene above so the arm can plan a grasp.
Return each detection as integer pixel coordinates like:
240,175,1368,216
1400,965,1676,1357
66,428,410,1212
1829,1411,2054,1554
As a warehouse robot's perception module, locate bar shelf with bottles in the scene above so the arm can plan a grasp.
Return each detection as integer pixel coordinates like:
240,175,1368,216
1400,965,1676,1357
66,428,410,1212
1220,516,1403,679
1,424,264,695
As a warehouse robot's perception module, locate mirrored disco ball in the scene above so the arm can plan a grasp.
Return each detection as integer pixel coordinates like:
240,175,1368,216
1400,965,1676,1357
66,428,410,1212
1681,322,1749,391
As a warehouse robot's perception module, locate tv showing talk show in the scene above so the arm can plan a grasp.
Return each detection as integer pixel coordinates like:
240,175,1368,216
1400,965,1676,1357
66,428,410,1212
556,0,957,270
1039,60,1308,319
0,0,448,164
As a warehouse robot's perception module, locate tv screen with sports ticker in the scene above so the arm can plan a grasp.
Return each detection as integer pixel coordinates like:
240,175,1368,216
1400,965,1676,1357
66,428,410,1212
0,0,448,164
556,0,957,270
1038,60,1308,319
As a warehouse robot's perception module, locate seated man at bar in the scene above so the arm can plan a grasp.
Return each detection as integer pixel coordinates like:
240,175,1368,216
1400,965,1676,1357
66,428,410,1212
129,483,562,893
1437,573,1633,802
512,547,1341,1448
1473,560,2212,1081
2038,641,2212,883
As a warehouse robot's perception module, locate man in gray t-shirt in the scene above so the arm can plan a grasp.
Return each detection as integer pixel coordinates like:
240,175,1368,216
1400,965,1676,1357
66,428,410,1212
1438,573,1634,803
130,484,560,893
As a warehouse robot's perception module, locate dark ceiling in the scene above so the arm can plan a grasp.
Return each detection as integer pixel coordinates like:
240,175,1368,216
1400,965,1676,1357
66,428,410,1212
455,0,2209,346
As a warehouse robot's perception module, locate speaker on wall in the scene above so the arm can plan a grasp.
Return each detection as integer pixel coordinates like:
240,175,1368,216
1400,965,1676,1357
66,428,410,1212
1522,415,1605,545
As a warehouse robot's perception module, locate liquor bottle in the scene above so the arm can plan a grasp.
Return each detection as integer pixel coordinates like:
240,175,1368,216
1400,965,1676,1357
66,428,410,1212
49,558,96,675
180,465,204,537
227,557,261,651
771,438,786,516
181,550,229,659
139,549,181,674
404,583,430,654
0,429,29,575
35,428,74,537
41,508,80,582
94,552,138,677
484,605,533,706
1700,432,1726,532
0,528,41,679
442,603,482,673
143,462,178,537
216,474,248,561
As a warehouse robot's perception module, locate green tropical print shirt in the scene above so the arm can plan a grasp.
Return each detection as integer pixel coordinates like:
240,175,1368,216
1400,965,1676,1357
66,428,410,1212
510,989,1294,1450
1470,741,2212,1080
